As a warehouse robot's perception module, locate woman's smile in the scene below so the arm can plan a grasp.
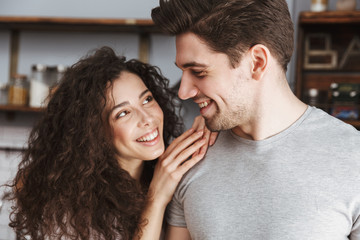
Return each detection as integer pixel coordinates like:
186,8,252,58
136,128,160,146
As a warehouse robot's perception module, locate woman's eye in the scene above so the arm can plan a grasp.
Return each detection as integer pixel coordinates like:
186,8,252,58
143,95,153,105
116,110,128,119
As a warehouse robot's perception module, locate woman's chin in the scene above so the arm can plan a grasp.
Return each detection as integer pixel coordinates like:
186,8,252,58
142,145,165,161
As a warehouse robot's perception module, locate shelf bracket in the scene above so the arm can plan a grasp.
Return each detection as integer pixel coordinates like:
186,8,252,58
9,30,20,79
139,32,150,63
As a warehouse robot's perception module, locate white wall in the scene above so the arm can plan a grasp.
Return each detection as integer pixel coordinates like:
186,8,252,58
0,0,159,19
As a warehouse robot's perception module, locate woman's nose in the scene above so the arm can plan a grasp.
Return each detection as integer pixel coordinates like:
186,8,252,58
137,109,154,127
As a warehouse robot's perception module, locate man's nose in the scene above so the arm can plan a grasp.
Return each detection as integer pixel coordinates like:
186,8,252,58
178,73,199,100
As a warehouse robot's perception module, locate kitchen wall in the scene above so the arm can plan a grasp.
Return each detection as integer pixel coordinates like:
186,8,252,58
0,0,358,238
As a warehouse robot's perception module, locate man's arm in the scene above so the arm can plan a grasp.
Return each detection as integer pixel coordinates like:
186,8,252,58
165,225,191,240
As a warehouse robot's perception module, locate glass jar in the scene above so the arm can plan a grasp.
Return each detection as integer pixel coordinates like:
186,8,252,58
8,74,29,106
56,64,66,83
0,83,8,105
49,64,67,96
29,64,51,108
336,0,356,11
311,0,328,12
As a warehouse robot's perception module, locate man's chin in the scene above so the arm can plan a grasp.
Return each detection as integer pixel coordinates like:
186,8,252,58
204,117,223,132
205,115,237,132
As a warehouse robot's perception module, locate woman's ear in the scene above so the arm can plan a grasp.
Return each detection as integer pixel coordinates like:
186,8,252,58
250,44,269,81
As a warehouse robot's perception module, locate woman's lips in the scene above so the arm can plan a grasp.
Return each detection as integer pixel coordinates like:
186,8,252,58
136,128,159,142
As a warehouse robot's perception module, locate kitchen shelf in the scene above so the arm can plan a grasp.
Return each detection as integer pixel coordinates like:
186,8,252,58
295,11,360,129
0,16,159,32
0,16,160,77
299,11,360,24
0,105,43,113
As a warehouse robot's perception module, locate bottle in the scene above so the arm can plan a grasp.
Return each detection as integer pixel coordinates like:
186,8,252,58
0,83,8,105
311,0,328,12
50,64,67,96
336,0,356,11
308,88,319,106
29,64,51,108
8,74,29,106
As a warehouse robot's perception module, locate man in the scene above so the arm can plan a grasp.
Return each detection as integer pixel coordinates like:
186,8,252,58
151,0,360,239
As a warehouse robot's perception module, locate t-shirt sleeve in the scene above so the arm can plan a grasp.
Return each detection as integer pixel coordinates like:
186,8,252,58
165,193,187,227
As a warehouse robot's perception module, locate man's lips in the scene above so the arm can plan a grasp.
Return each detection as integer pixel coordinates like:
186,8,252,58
198,100,211,109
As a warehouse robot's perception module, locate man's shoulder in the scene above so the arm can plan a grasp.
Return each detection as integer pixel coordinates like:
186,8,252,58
305,107,359,135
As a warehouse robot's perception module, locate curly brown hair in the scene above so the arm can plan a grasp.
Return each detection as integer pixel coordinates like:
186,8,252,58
7,46,183,239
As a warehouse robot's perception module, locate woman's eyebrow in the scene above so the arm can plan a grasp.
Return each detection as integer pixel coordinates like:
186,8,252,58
110,89,150,113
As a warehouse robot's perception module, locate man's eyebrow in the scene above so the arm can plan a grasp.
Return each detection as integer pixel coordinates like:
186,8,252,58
110,89,150,113
174,61,208,69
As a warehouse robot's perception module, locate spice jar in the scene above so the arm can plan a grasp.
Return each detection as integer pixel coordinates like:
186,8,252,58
50,64,67,95
8,74,29,106
336,0,356,11
311,0,328,12
29,64,51,108
0,83,8,105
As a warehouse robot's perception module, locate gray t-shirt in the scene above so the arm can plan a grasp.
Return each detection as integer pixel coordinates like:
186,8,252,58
166,106,360,240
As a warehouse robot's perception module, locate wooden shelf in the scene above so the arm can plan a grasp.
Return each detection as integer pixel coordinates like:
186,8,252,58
344,119,360,128
0,105,43,113
0,16,160,33
299,11,360,24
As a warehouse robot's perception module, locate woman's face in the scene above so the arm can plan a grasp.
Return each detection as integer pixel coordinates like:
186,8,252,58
108,71,165,165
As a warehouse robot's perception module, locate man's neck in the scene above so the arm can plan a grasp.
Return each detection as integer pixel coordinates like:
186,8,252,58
232,81,307,141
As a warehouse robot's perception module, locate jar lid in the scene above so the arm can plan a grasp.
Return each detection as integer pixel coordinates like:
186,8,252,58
0,83,8,90
32,64,47,72
12,74,27,80
57,64,67,73
47,66,58,72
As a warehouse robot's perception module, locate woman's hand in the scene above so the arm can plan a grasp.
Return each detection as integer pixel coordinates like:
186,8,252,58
190,115,218,157
135,117,218,240
148,128,206,207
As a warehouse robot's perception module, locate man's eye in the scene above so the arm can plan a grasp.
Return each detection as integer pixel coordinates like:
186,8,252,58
143,95,153,104
191,70,205,77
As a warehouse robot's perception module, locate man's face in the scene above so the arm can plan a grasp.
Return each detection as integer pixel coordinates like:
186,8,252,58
175,32,255,131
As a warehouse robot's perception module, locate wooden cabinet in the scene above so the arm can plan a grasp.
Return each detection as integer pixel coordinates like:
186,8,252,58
295,11,360,129
0,16,160,113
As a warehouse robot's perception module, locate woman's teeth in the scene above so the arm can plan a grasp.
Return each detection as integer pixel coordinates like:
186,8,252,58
137,129,159,142
199,101,209,109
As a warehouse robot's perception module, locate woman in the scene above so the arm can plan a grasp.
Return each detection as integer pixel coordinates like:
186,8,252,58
8,47,214,239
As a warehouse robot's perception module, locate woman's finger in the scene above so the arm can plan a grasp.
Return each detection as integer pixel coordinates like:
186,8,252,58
159,128,195,161
175,150,206,177
191,116,206,156
197,124,211,156
161,130,204,165
166,137,206,169
209,131,219,146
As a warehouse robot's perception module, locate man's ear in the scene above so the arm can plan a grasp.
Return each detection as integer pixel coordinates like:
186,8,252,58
250,44,269,81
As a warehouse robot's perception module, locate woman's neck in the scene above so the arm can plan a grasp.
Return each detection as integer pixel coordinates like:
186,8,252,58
117,158,144,182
